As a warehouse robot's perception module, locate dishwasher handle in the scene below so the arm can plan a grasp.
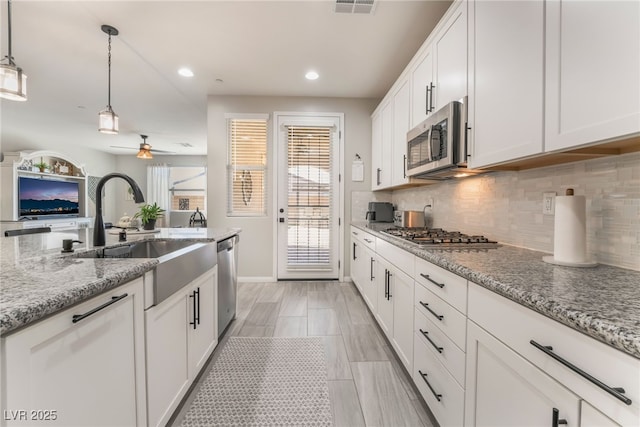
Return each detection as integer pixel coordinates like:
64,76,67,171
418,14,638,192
217,235,238,253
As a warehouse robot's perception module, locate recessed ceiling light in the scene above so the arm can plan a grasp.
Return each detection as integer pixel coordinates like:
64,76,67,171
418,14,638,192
178,67,194,77
305,71,319,80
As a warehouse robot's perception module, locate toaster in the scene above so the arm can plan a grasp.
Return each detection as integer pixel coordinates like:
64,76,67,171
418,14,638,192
366,202,394,223
394,210,426,228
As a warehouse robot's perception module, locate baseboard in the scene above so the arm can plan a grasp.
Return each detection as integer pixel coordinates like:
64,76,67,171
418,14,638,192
238,276,276,283
343,276,352,283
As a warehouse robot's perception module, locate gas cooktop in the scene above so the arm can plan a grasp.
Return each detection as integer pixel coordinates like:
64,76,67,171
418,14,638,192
381,227,498,249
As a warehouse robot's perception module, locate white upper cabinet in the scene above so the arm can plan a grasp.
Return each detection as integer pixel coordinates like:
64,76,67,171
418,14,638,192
371,111,383,190
411,48,435,127
545,0,640,152
391,79,411,186
371,101,393,190
411,1,467,128
467,0,545,169
433,1,467,112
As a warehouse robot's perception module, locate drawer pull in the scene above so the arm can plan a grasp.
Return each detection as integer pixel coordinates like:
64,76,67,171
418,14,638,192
353,231,359,236
419,301,444,321
530,340,632,405
418,370,442,402
419,329,443,353
420,273,445,289
370,257,375,281
552,408,568,427
72,294,128,323
364,238,373,243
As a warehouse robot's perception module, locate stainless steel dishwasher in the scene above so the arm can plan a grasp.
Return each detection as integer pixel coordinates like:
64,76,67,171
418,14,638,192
217,235,238,337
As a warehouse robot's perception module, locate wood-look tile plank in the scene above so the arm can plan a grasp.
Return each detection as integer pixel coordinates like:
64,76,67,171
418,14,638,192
273,316,308,337
309,289,342,309
323,336,352,380
351,361,425,427
236,325,274,337
308,308,341,336
341,285,373,325
411,397,437,427
256,282,284,303
279,291,307,317
244,302,279,326
383,344,417,400
328,380,366,427
236,283,263,319
341,324,389,362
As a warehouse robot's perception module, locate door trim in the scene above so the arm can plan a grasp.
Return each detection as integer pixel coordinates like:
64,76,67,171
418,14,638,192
272,111,344,281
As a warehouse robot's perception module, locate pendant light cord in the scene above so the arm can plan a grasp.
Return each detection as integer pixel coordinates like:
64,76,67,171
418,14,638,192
5,0,14,65
107,32,112,108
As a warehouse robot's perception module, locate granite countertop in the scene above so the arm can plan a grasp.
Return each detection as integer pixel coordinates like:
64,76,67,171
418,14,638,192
0,227,241,336
352,221,640,359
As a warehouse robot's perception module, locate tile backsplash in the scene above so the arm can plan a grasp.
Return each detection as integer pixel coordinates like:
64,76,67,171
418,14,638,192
390,152,640,271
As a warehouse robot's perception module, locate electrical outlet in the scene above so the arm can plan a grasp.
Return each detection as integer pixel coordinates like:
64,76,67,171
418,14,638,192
543,192,556,215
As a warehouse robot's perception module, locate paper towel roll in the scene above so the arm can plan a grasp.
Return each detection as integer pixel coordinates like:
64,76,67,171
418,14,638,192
553,194,588,264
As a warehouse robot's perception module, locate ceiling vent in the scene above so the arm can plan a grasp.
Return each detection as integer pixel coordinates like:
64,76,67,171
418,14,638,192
335,0,376,14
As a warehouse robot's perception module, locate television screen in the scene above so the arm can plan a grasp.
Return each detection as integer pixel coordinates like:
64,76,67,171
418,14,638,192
18,176,80,218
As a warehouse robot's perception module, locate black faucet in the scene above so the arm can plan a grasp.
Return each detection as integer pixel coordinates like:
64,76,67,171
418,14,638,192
93,173,145,246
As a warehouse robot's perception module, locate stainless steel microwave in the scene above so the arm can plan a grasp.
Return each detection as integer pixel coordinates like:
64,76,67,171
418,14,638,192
406,99,476,179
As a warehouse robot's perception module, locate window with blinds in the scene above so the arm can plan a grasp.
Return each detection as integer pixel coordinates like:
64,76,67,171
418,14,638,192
227,118,268,216
286,125,333,268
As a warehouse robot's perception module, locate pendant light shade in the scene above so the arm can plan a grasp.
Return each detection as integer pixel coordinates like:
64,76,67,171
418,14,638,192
99,25,119,134
0,0,27,101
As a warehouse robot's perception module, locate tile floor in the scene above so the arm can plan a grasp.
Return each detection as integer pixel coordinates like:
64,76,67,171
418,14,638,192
169,281,437,427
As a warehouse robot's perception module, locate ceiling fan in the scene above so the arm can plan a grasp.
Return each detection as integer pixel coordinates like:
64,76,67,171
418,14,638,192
110,135,176,159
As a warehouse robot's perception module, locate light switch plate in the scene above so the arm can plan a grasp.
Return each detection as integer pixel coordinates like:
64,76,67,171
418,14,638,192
543,192,556,215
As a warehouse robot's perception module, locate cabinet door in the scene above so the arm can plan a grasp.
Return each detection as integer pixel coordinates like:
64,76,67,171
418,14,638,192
360,245,378,314
467,0,544,169
188,267,218,378
391,79,411,186
391,267,413,372
2,279,145,427
371,112,383,190
433,0,467,111
350,238,364,292
375,258,394,338
411,48,434,127
380,101,394,189
145,289,190,427
580,401,621,427
465,321,580,427
545,1,640,151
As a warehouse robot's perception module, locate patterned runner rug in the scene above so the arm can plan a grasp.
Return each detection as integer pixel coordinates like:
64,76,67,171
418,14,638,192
180,337,333,426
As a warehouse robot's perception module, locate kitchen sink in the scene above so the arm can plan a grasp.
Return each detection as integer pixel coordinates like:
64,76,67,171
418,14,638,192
78,240,217,306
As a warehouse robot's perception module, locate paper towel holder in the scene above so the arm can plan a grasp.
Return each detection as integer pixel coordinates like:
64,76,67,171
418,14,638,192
543,188,598,268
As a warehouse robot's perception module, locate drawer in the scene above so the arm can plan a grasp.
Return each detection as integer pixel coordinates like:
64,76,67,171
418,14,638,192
413,333,464,427
468,283,640,426
415,256,468,314
376,237,414,276
350,226,376,251
415,282,466,350
414,308,466,387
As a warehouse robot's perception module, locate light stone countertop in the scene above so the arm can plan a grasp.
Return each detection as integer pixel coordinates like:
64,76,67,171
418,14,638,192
0,227,241,335
352,221,640,360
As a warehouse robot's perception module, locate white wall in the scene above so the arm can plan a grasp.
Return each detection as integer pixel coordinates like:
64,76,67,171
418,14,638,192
114,155,207,226
207,95,378,279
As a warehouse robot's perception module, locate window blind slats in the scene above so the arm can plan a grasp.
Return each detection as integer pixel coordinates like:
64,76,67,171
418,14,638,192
227,118,268,216
286,126,333,268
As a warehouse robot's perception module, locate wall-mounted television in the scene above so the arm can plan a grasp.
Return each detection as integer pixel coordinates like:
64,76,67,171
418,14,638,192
18,176,80,219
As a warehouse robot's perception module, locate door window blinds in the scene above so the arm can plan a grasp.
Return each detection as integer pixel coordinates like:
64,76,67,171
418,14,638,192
227,118,268,216
286,125,333,269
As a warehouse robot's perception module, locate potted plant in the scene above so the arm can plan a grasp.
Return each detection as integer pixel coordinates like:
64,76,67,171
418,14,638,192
33,161,49,173
133,202,165,230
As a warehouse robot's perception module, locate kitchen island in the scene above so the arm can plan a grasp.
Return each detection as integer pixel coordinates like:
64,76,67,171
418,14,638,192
0,227,240,336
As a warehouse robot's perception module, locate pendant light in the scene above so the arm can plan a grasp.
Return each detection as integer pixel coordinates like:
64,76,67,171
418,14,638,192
136,135,153,159
98,25,119,134
0,0,27,101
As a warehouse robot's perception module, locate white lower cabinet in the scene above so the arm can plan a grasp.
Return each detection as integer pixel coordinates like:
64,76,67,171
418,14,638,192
146,266,218,427
375,256,394,338
465,320,580,426
580,401,620,427
1,278,146,427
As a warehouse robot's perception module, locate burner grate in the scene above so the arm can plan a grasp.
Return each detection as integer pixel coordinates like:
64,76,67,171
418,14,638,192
381,227,497,247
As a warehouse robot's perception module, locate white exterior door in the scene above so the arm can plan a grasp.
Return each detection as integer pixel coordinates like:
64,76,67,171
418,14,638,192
276,114,342,280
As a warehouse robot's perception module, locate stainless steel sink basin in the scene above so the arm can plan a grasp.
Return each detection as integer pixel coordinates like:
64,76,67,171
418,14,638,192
79,240,217,305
